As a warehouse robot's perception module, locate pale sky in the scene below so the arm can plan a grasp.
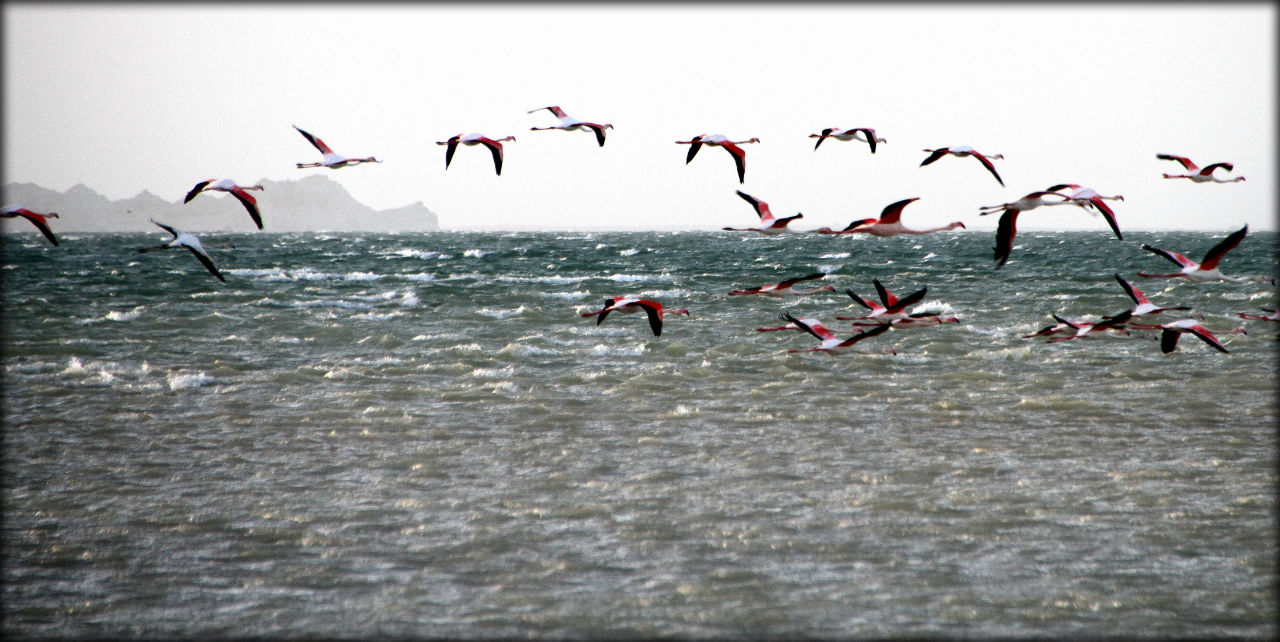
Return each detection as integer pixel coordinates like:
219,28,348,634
4,3,1275,232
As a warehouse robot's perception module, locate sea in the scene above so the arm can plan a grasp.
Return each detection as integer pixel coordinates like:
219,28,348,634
3,229,1277,639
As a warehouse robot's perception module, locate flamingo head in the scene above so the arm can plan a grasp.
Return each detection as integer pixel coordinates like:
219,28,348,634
820,285,836,292
1234,176,1247,182
499,136,516,143
989,153,1005,160
949,221,966,230
747,137,761,144
669,308,691,317
45,212,60,219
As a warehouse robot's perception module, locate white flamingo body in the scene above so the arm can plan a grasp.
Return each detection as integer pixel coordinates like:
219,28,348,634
676,133,760,184
1111,273,1192,318
293,125,380,169
528,106,613,147
438,132,516,175
184,178,265,229
1,204,60,246
817,197,964,237
728,272,834,297
982,190,1076,268
724,190,803,235
837,280,928,325
1045,310,1133,343
1157,153,1245,183
1129,318,1243,353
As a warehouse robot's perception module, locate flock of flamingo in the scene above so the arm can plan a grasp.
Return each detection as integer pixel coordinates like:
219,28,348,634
3,105,1275,355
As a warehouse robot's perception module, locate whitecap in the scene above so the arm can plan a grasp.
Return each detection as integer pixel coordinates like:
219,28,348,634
400,272,436,282
344,271,382,281
391,249,440,260
818,252,851,259
605,273,675,283
477,305,530,319
541,290,591,301
167,371,213,390
619,248,640,256
464,249,489,258
104,306,145,322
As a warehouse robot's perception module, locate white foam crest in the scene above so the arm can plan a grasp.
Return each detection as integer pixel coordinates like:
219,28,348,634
818,252,851,259
496,274,591,285
606,273,675,283
499,343,560,358
100,305,145,322
618,248,640,256
344,271,383,281
477,305,530,320
541,290,591,301
390,249,441,260
470,365,515,378
590,343,648,357
353,311,404,321
167,371,213,390
463,249,489,258
59,356,88,376
400,272,436,282
912,299,957,315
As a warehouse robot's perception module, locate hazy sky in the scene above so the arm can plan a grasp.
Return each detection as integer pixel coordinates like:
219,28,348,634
4,3,1274,232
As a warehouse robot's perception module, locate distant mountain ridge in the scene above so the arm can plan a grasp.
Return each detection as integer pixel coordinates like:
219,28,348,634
2,175,439,233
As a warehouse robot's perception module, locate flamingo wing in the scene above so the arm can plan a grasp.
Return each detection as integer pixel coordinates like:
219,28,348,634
684,136,703,164
736,190,773,222
970,151,1005,186
229,187,264,230
994,209,1019,268
18,211,59,246
721,142,747,184
1199,162,1234,176
1198,225,1247,270
1156,153,1198,170
920,149,948,166
834,322,891,347
483,140,504,176
853,128,878,153
877,197,919,225
635,300,665,336
782,311,833,341
813,128,836,150
886,287,927,314
1140,244,1195,269
184,180,213,203
185,244,227,283
587,123,608,147
293,125,333,155
778,272,826,289
872,278,897,308
443,137,460,169
1114,273,1148,306
150,219,180,239
1088,196,1123,241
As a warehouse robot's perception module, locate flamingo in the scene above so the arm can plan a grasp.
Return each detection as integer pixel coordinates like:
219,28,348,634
437,133,516,176
837,280,928,325
527,106,613,147
1157,153,1245,183
183,179,264,230
1,205,60,246
980,190,1076,268
1045,183,1124,240
292,125,380,169
920,145,1005,186
1044,310,1133,343
1137,225,1275,284
135,220,227,283
780,311,893,354
675,134,760,184
816,197,965,236
579,296,688,336
1238,308,1280,322
809,127,885,153
1128,318,1244,353
1109,273,1193,319
723,190,803,234
728,272,834,297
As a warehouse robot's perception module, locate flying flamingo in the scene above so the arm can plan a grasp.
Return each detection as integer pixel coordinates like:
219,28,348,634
1128,318,1244,353
980,190,1076,268
527,106,613,147
780,311,893,354
815,197,965,236
675,134,760,184
1238,308,1280,322
183,179,265,230
809,127,885,153
2,205,60,246
920,145,1005,186
579,296,688,336
437,133,516,176
1044,310,1133,343
1157,153,1245,183
135,220,227,283
1137,225,1275,284
1045,183,1124,240
837,280,928,325
723,190,803,234
292,125,380,169
1109,273,1193,319
728,272,834,297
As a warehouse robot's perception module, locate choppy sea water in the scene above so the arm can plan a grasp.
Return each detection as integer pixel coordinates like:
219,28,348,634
3,229,1277,638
